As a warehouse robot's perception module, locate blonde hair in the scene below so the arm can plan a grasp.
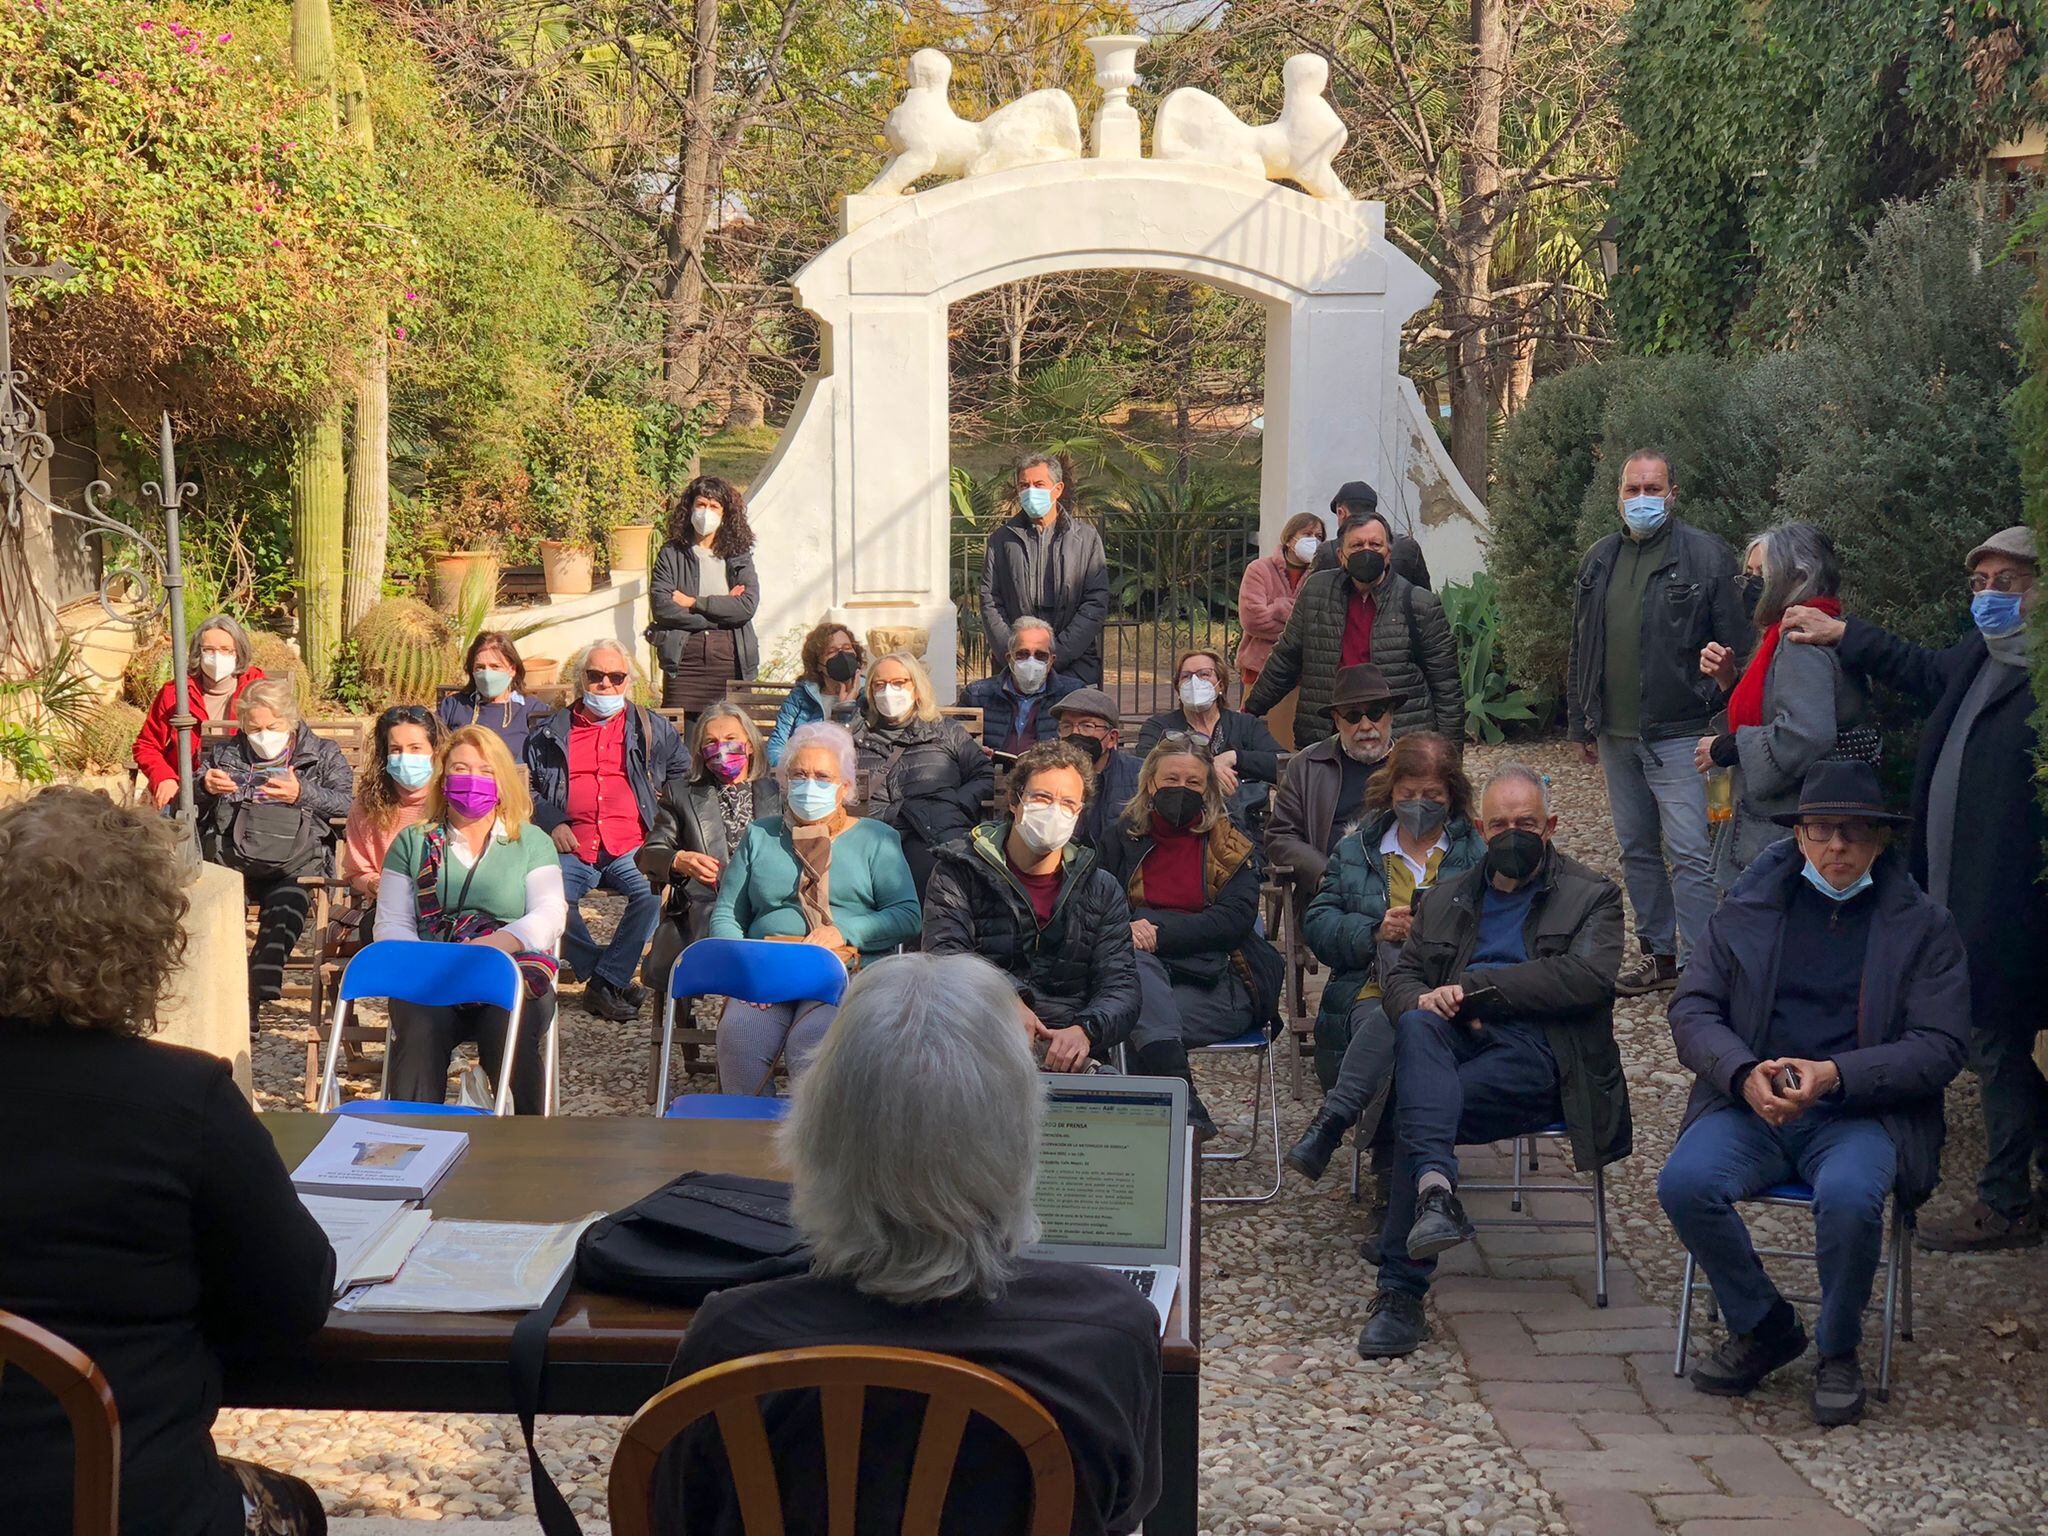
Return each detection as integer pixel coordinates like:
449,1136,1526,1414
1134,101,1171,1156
429,725,534,834
238,677,301,725
1120,733,1226,838
866,650,939,724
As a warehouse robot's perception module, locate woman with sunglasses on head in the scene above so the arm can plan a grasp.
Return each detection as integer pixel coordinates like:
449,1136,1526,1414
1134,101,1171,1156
638,703,783,995
342,706,447,899
766,621,867,767
647,475,762,711
1096,735,1284,1142
438,631,552,762
1139,645,1285,829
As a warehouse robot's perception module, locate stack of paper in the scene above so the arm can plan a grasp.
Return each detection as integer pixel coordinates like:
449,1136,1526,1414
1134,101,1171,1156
292,1118,469,1202
300,1195,436,1297
343,1214,603,1313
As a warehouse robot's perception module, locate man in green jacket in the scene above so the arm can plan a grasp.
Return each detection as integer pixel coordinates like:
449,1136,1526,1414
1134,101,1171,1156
1357,762,1631,1359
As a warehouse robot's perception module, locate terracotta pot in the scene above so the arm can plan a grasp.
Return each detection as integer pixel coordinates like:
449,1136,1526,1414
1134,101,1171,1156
429,551,500,615
523,656,561,691
538,540,595,597
610,523,657,572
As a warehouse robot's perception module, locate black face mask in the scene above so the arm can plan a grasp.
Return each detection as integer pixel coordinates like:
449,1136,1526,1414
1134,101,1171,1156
1345,549,1388,586
1153,785,1204,832
1735,573,1766,623
823,651,860,684
1064,732,1104,766
1486,828,1546,882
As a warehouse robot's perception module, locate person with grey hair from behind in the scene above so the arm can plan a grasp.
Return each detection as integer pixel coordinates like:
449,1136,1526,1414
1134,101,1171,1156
652,951,1163,1536
1694,521,1870,887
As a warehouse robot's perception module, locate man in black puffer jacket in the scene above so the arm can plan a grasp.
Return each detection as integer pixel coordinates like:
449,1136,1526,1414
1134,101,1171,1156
923,739,1140,1068
1245,508,1462,748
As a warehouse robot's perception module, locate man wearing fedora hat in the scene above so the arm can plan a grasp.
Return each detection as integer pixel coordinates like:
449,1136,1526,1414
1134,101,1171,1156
1266,665,1409,900
1783,525,2047,1252
1659,762,1969,1426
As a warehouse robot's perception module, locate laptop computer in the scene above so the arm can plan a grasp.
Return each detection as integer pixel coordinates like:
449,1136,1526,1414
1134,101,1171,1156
1025,1075,1189,1335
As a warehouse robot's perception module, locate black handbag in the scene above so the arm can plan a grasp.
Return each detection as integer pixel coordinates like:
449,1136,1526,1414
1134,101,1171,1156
512,1172,812,1535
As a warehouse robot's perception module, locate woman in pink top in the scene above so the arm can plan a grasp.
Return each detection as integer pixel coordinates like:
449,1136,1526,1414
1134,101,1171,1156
341,705,445,896
1237,512,1328,691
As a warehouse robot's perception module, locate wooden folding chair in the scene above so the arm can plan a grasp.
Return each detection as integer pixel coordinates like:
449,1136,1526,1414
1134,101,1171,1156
0,1309,120,1536
608,1345,1075,1536
937,705,983,744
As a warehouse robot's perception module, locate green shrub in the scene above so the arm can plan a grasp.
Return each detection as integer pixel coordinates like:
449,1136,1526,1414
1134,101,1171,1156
1439,574,1539,744
59,701,148,773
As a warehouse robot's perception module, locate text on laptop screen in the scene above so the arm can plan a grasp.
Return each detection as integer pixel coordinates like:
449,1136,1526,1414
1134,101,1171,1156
1034,1087,1176,1251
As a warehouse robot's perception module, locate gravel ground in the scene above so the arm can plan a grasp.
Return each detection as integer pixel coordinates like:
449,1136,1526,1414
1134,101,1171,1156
219,737,2047,1531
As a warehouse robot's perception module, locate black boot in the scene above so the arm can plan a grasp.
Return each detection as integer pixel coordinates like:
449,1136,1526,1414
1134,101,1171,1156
1135,1038,1216,1143
1285,1110,1350,1182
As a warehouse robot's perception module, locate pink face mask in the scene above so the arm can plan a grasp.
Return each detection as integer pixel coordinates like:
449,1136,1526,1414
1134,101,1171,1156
703,741,749,783
443,772,500,819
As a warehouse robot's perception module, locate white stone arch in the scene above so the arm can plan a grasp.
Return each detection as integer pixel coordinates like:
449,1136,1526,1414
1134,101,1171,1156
743,156,1480,695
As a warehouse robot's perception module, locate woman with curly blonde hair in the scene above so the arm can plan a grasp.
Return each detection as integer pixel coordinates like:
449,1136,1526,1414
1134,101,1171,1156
0,788,336,1536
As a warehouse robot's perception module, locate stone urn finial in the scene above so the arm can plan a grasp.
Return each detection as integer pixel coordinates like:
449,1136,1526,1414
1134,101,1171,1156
1085,35,1147,160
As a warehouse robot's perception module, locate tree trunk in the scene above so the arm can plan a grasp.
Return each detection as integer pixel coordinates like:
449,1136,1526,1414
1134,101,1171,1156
344,328,389,632
1447,0,1506,493
663,0,721,409
292,406,346,695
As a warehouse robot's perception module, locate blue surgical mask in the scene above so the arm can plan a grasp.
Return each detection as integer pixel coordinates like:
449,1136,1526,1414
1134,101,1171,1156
786,777,840,821
1972,590,2025,639
1020,485,1054,520
1622,495,1668,538
1802,860,1874,903
386,752,433,790
583,690,627,719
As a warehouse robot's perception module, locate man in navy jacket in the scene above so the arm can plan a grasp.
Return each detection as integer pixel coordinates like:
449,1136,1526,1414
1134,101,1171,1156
1658,763,1968,1427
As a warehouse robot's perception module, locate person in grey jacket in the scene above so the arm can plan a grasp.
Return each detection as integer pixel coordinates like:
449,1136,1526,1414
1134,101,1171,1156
1243,508,1462,748
645,475,761,709
978,450,1111,686
1693,522,1869,885
1566,449,1746,996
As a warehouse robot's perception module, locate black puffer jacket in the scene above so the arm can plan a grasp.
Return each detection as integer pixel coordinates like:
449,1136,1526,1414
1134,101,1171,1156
1243,569,1462,746
922,823,1140,1056
851,714,994,883
978,512,1112,685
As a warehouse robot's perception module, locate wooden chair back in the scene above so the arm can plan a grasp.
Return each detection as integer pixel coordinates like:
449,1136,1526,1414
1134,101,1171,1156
608,1345,1075,1536
936,706,983,744
199,715,372,773
0,1309,120,1536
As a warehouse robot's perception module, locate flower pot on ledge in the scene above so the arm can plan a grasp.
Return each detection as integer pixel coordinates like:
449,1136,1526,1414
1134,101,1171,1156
610,523,657,573
429,551,501,615
538,540,595,597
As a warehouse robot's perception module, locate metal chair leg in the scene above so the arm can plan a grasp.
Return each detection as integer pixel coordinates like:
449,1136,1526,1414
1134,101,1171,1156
1349,1136,1363,1202
1877,1200,1903,1400
543,1009,560,1117
1202,1043,1283,1206
1674,1249,1698,1377
1591,1162,1610,1308
1511,1135,1527,1213
1900,1209,1915,1341
653,994,677,1115
317,997,352,1113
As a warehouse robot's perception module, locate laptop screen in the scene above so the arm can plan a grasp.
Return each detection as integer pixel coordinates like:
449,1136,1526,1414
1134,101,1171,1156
1034,1085,1178,1252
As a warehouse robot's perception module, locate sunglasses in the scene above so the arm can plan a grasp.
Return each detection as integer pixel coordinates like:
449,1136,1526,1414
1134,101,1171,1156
1012,648,1052,662
1332,701,1394,725
584,670,629,686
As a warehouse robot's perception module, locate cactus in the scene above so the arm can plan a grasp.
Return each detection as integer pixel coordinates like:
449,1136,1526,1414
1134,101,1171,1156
351,597,460,709
58,701,148,772
247,631,316,715
122,636,172,708
340,59,390,635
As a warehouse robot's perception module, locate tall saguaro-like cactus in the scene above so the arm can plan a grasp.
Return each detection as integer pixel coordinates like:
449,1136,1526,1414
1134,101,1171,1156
290,0,346,691
340,60,389,634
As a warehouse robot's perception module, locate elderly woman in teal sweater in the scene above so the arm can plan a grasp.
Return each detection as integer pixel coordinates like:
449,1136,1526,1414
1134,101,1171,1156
708,720,922,1093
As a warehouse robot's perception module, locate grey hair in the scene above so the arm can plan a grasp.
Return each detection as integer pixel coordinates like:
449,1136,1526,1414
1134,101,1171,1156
1015,450,1065,487
565,638,633,684
189,613,253,672
1009,615,1054,650
687,700,767,784
778,720,857,788
782,953,1045,1303
238,677,301,726
1753,521,1840,626
1483,760,1551,816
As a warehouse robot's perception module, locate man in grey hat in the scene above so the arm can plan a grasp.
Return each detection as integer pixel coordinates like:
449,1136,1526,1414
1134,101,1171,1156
1050,687,1140,848
1783,525,2046,1251
1265,664,1408,896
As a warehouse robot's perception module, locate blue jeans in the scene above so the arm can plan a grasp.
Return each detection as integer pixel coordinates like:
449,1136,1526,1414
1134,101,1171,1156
1657,1104,1895,1358
559,848,663,990
1375,1009,1563,1298
1597,733,1715,963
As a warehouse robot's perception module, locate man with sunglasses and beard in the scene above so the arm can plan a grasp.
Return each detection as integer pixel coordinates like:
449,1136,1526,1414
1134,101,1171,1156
1356,762,1631,1360
1267,665,1404,898
525,640,688,1022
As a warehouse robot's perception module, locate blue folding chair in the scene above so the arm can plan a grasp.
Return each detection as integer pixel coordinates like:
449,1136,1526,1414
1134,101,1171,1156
336,1100,487,1118
1462,1121,1611,1307
1191,1027,1284,1206
317,940,530,1116
1674,1179,1912,1400
654,938,851,1114
663,1094,792,1121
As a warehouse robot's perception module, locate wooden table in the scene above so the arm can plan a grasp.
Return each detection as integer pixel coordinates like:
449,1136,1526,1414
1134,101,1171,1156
232,1114,1203,1534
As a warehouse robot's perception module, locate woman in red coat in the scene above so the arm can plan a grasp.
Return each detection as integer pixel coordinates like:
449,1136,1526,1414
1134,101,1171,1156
132,614,264,807
1236,512,1326,694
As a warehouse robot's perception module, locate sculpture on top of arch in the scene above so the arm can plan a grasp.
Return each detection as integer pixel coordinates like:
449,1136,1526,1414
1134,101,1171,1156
859,38,1352,203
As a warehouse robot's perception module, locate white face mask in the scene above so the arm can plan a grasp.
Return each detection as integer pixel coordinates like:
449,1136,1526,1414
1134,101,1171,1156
245,728,291,762
1178,676,1219,713
1010,656,1049,693
1290,535,1321,563
199,650,237,682
691,504,721,537
873,684,914,721
1016,800,1078,855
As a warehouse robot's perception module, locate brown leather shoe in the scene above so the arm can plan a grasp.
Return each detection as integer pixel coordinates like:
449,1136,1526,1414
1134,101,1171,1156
1915,1199,2042,1252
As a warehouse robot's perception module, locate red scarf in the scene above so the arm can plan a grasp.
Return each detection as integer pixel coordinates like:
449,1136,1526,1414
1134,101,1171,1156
1727,595,1840,731
1141,818,1207,913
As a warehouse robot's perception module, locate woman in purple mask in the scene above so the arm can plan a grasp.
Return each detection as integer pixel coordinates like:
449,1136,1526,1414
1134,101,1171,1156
638,702,783,995
373,725,567,1111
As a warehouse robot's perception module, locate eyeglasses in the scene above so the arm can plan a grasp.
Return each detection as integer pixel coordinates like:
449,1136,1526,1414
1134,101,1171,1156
1969,570,2034,594
1020,788,1083,814
1178,668,1220,684
1332,702,1394,725
1155,731,1214,757
1795,820,1880,848
584,669,629,686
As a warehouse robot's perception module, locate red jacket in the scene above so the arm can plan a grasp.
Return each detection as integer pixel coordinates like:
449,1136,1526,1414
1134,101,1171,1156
132,667,265,788
1236,551,1308,677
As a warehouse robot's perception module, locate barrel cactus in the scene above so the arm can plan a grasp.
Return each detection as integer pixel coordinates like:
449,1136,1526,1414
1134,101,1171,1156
248,631,316,714
350,597,460,709
58,701,148,772
122,635,171,707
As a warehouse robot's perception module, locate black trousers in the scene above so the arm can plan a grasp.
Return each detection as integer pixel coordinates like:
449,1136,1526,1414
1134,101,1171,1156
384,994,552,1113
242,867,318,1010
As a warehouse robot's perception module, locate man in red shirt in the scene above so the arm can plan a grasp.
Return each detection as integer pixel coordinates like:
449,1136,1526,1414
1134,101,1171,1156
524,641,687,1021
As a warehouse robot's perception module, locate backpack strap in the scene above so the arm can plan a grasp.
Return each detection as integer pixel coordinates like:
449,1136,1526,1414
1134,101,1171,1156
510,1267,582,1536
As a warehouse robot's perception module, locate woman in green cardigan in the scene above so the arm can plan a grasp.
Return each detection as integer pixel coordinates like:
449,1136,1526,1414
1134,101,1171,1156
708,720,921,1093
